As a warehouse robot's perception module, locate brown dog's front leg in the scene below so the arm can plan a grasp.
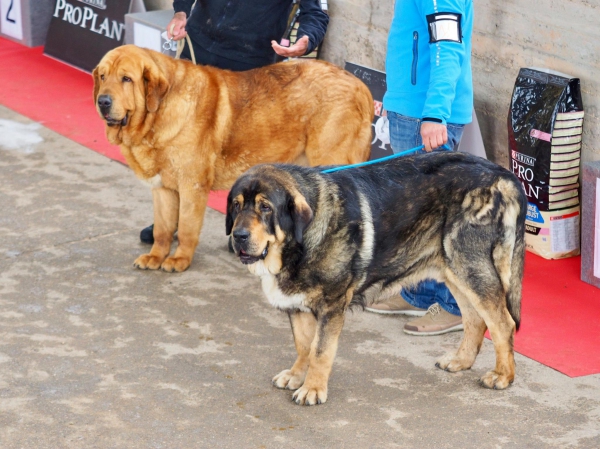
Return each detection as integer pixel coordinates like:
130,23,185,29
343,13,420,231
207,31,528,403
160,185,209,272
273,311,317,391
291,309,346,406
134,187,179,270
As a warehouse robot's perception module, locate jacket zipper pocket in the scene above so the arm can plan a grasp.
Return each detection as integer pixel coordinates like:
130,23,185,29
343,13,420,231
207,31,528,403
411,31,418,85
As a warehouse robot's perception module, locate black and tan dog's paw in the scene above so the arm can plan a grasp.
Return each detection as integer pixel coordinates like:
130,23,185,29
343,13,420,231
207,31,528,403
435,353,474,373
272,369,305,390
292,384,328,406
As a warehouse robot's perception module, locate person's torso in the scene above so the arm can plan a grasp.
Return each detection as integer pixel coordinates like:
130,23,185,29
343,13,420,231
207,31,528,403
384,0,473,124
187,0,293,66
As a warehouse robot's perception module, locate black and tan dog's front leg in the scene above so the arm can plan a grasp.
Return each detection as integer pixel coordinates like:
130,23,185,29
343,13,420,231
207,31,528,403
278,308,346,406
273,311,317,392
293,308,346,405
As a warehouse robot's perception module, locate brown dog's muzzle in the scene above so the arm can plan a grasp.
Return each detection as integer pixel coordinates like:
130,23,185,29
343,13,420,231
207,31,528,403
97,94,112,114
97,94,128,127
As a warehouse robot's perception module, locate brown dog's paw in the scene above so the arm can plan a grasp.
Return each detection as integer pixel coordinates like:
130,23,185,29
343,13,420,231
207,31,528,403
160,257,191,272
479,370,513,390
435,353,473,373
133,254,164,270
272,369,305,390
292,384,328,406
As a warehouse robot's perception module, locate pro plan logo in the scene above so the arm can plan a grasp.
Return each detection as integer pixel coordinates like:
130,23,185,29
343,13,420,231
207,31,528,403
511,151,541,200
77,0,106,9
53,0,124,41
511,150,535,167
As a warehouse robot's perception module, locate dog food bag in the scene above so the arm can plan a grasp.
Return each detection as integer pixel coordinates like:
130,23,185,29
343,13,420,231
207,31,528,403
508,68,584,259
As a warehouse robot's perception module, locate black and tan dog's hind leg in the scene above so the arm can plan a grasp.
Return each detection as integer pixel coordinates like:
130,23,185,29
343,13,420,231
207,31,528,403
442,275,518,389
437,277,517,389
273,304,348,406
434,281,488,374
434,180,524,389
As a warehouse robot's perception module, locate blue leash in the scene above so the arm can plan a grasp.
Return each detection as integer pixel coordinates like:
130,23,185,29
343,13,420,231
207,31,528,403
321,144,450,174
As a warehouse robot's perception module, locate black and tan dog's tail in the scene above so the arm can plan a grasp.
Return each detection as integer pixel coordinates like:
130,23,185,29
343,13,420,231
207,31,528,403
507,217,525,331
496,178,527,331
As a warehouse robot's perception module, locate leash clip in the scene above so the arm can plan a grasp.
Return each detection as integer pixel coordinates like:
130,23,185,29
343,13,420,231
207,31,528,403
161,31,177,52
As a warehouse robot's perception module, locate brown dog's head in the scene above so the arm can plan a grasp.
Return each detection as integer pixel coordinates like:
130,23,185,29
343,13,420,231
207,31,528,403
92,45,169,142
226,165,313,273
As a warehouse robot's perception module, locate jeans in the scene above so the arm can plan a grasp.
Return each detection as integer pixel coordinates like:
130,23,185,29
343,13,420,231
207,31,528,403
387,111,464,316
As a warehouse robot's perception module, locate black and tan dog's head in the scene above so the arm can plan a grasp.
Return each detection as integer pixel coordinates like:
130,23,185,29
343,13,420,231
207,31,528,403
92,45,169,143
226,165,313,274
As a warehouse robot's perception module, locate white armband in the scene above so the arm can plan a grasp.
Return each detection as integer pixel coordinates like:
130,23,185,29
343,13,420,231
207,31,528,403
426,12,462,43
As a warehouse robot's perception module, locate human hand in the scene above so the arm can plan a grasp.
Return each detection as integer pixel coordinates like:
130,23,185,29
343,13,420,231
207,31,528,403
420,121,448,152
167,12,187,40
271,35,310,58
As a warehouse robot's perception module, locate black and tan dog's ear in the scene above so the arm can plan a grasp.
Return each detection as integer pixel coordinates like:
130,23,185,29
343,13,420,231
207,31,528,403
92,66,101,105
291,194,313,244
143,64,169,113
225,190,235,236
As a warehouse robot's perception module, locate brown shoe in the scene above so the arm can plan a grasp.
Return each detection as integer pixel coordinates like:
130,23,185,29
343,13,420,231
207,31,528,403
403,303,463,336
365,294,427,316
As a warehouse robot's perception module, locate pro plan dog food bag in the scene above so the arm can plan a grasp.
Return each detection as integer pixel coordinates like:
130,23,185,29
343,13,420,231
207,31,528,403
508,68,584,259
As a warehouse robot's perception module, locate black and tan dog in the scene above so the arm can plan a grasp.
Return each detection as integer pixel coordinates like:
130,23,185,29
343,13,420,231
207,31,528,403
227,151,527,405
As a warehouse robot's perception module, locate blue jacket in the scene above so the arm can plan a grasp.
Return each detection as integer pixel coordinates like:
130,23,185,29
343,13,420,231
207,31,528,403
383,0,473,125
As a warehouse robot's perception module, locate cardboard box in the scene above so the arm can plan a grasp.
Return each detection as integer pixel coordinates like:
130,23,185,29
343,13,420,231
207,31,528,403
125,9,175,57
0,0,55,47
581,161,600,288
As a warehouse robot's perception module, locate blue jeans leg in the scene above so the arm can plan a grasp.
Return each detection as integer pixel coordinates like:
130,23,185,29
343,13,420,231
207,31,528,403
388,111,464,154
387,112,464,316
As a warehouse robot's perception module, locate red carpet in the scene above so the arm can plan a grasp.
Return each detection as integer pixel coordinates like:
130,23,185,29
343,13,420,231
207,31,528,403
0,38,228,214
1,37,599,377
0,38,124,163
514,253,600,377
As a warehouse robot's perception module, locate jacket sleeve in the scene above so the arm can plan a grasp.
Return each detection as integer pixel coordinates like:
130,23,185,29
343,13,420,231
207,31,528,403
296,0,329,55
173,0,195,17
417,0,468,124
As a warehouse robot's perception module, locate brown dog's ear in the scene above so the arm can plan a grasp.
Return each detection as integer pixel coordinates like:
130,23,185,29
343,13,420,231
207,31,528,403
291,194,313,244
92,66,101,105
143,64,169,113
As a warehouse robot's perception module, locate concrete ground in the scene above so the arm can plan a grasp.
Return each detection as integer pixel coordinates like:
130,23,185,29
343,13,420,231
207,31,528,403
0,104,599,449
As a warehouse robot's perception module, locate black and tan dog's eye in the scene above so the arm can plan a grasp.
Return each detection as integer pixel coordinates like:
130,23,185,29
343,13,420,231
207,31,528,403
122,76,132,83
233,200,240,212
260,202,272,213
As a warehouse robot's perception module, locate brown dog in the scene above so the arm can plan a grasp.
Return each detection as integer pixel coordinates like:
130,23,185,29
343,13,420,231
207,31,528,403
93,45,373,272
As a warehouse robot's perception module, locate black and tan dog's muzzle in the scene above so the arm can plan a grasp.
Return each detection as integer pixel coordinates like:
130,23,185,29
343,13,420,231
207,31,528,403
232,228,268,264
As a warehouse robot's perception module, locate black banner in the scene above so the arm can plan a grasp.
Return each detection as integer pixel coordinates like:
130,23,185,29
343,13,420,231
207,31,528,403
344,62,391,161
44,0,132,72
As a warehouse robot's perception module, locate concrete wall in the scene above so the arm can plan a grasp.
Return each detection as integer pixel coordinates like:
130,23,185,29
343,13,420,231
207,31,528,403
320,0,600,167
